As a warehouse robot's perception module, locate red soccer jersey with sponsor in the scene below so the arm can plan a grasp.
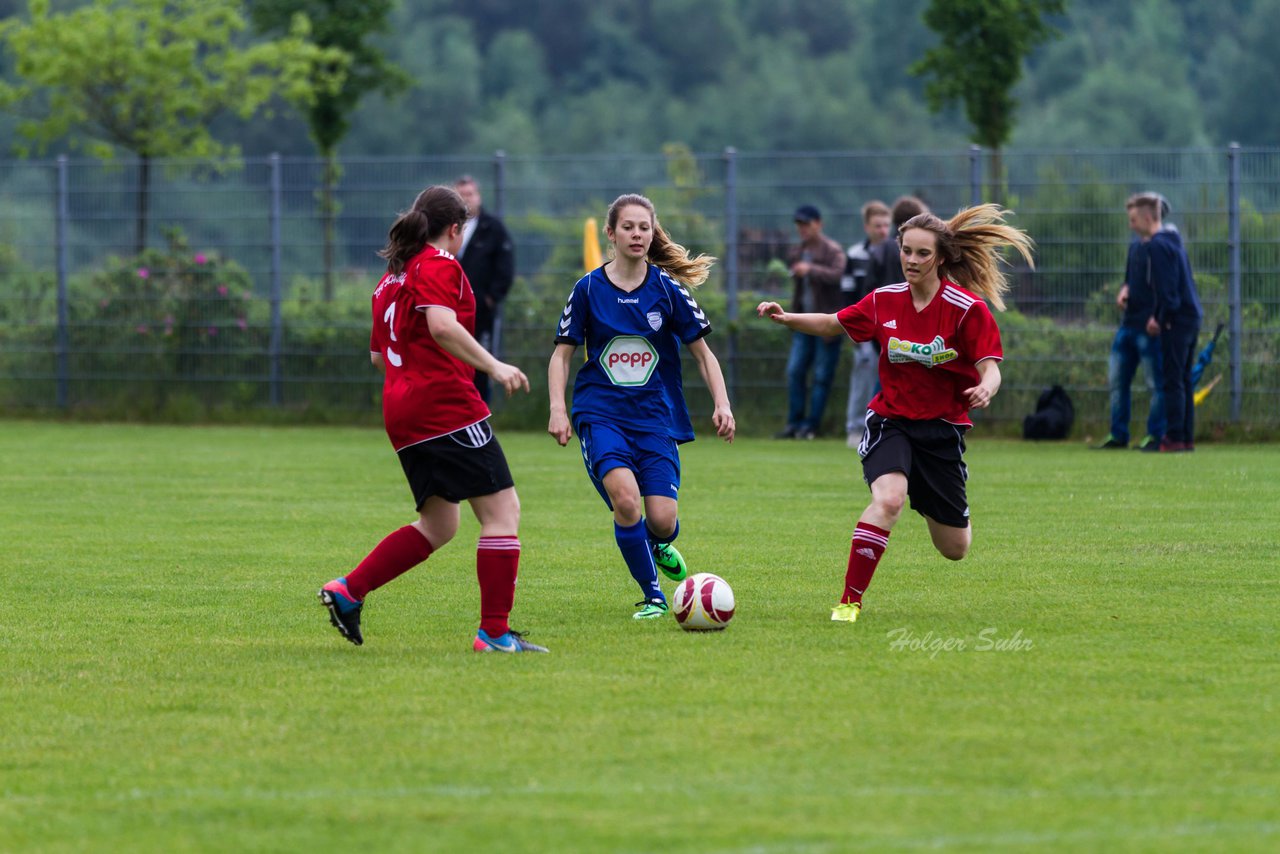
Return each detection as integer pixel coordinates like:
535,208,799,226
369,245,490,450
836,279,1002,426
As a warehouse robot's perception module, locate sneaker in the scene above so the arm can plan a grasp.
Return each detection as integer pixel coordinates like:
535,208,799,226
633,599,670,620
1159,439,1191,453
652,542,688,581
319,578,364,646
1135,435,1161,452
1093,434,1127,449
774,426,798,439
473,628,549,653
797,428,817,441
831,602,862,623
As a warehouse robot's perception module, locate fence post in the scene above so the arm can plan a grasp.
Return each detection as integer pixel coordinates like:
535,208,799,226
269,153,283,407
55,155,70,409
969,145,982,206
1227,142,1243,422
492,150,506,220
723,146,739,401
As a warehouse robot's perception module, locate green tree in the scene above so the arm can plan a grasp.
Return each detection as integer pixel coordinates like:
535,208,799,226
911,0,1066,200
0,0,343,253
251,0,410,301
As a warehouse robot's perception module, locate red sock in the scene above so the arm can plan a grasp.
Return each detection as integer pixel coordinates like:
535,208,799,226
345,525,434,601
477,536,520,637
842,522,891,604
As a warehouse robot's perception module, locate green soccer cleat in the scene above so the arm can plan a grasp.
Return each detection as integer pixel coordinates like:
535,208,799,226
652,542,688,581
633,598,670,620
831,602,862,623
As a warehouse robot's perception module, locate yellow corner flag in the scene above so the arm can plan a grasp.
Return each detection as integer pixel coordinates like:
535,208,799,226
583,217,602,273
1194,373,1222,407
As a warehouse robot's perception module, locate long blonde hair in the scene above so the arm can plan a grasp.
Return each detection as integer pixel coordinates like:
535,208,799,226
606,193,716,286
899,204,1034,311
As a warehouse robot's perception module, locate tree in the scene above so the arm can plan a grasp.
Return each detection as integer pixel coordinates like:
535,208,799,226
0,0,343,253
910,0,1066,200
251,0,410,301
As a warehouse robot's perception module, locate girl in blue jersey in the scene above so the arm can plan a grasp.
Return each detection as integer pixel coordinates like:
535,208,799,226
548,194,735,619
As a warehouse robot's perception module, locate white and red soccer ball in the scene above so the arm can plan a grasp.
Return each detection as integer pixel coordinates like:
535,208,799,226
672,572,735,631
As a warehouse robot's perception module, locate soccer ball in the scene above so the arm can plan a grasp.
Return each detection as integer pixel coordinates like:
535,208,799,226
672,573,735,631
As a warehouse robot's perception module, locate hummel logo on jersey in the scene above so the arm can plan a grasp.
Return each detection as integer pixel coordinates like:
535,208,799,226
882,319,897,329
618,297,640,304
887,334,959,367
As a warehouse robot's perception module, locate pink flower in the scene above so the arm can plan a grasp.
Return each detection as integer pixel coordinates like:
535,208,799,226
207,326,218,337
194,253,207,265
216,284,229,297
135,324,149,335
236,317,248,331
163,314,175,324
137,267,149,279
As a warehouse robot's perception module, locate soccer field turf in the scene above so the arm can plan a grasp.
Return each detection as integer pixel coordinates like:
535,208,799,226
1,422,1276,852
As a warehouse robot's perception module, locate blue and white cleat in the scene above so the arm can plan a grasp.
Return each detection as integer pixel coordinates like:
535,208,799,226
319,577,364,645
473,629,549,653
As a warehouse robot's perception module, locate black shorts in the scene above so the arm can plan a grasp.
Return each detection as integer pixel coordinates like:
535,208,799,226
858,412,970,528
397,420,514,509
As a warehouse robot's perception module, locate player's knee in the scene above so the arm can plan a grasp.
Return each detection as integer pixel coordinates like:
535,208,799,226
611,492,643,525
939,541,969,561
874,492,906,520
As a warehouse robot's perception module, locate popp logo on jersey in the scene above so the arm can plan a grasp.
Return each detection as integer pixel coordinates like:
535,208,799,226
600,335,659,386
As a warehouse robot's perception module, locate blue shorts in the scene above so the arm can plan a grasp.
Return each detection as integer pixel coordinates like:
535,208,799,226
577,421,681,510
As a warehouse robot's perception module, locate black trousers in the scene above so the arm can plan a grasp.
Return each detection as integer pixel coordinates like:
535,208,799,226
1160,320,1200,443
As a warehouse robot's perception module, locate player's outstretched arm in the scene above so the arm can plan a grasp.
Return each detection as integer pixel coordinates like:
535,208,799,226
755,302,843,337
547,343,576,446
686,338,735,443
425,306,529,396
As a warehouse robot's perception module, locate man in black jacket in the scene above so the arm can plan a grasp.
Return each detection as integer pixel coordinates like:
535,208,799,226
455,176,516,403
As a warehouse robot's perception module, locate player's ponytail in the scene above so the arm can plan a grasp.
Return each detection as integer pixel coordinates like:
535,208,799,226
606,193,716,287
900,204,1034,311
379,186,469,274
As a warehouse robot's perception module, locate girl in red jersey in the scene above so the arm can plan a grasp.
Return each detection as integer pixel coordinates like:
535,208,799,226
319,185,547,653
756,204,1034,623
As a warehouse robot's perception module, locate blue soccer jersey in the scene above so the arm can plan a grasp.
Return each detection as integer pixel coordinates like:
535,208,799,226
555,264,712,442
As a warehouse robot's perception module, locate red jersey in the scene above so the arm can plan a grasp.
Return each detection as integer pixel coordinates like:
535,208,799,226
370,245,490,450
836,280,1002,426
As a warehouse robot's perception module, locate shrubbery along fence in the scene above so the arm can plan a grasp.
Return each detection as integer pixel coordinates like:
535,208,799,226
1,145,1276,436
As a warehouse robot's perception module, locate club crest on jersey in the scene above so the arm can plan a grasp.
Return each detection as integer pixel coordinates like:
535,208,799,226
887,335,958,367
601,335,659,386
646,311,663,331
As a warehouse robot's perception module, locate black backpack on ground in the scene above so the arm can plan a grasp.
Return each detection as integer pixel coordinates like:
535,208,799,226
1022,384,1075,440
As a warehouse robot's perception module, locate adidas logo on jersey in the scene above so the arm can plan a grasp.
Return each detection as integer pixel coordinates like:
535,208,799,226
856,547,876,560
883,319,897,329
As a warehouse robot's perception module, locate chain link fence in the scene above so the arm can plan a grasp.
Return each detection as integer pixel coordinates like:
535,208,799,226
1,146,1276,436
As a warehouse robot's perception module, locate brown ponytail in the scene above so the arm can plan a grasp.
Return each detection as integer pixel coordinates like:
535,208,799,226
899,204,1034,311
606,193,716,287
378,185,469,274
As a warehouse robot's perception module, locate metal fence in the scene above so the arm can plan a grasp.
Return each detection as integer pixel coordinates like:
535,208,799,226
1,146,1277,435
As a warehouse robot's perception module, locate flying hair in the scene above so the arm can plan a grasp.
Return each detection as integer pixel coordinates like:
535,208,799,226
606,193,716,286
378,186,468,274
898,204,1035,311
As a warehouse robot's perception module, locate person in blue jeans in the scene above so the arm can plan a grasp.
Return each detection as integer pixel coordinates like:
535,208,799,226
1096,195,1167,450
777,205,846,440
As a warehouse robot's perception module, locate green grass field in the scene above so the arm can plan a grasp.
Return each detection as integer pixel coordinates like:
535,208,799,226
2,422,1277,852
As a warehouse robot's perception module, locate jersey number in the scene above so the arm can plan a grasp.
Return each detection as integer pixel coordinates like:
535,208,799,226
383,303,403,367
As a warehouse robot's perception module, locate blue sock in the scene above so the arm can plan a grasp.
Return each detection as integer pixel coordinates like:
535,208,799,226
646,518,679,547
615,518,663,602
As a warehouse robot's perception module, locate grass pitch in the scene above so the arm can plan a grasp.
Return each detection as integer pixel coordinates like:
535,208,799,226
1,422,1277,852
